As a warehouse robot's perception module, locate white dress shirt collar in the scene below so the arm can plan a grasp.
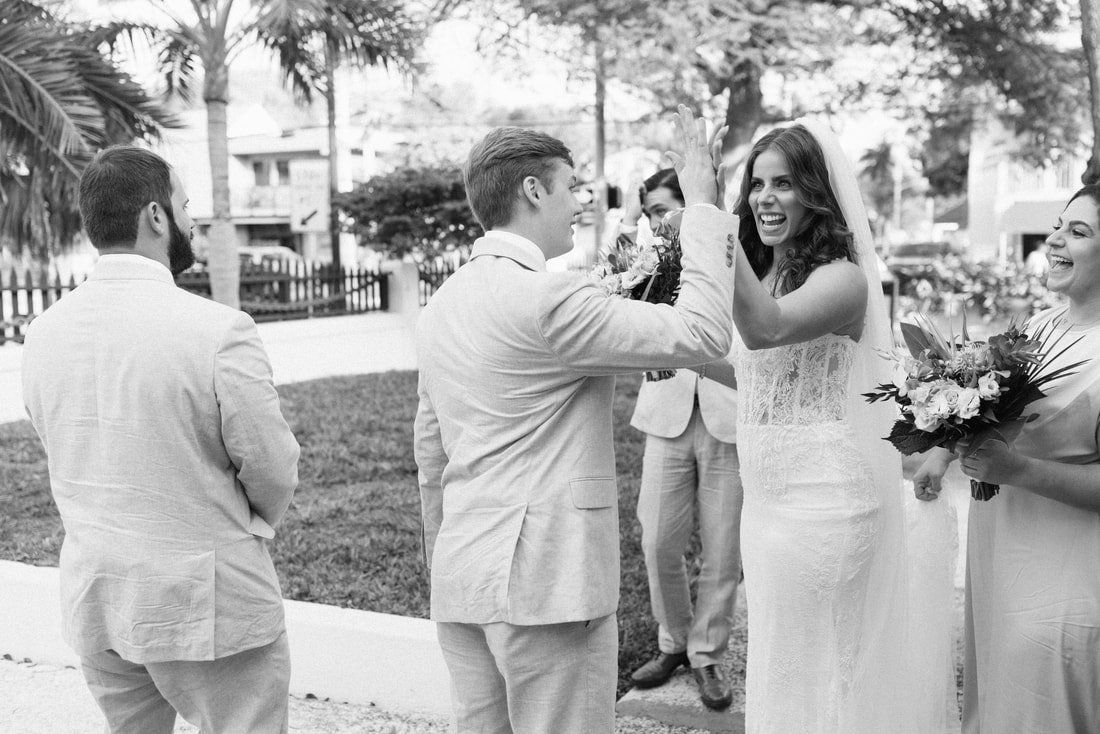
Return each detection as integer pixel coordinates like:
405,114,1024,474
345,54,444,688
471,230,547,272
91,253,175,283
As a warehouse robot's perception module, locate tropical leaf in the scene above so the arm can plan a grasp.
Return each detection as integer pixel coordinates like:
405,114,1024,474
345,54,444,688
899,320,933,359
885,420,943,456
0,1,173,256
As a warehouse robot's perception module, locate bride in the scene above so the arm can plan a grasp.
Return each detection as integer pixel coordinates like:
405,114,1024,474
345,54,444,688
669,108,956,733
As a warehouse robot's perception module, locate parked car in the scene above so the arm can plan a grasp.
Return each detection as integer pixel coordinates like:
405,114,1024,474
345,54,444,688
238,245,305,268
882,241,957,269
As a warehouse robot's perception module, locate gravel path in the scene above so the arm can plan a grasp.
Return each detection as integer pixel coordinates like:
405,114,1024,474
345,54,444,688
1,655,722,733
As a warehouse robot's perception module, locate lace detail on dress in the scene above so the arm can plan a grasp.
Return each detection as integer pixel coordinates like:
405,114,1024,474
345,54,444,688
736,334,855,426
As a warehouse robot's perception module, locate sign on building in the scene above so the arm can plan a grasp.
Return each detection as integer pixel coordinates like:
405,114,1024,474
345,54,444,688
289,159,330,234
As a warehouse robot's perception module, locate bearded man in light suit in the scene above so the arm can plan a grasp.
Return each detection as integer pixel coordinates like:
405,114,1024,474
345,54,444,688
22,146,300,734
414,107,739,733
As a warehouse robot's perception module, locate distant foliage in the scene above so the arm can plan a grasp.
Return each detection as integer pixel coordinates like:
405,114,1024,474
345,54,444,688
893,254,1064,322
335,166,481,259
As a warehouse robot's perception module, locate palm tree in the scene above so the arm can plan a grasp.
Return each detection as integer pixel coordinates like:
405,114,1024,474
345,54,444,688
0,0,173,262
859,142,896,241
102,0,423,307
257,0,422,272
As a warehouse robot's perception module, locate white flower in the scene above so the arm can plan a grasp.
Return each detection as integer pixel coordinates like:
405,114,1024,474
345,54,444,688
598,273,621,296
927,382,962,418
892,360,915,396
913,405,941,432
908,384,931,406
635,246,660,273
977,372,1001,399
957,387,982,419
621,253,659,290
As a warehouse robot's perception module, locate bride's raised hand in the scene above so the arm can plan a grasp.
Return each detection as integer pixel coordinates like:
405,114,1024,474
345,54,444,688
666,105,719,207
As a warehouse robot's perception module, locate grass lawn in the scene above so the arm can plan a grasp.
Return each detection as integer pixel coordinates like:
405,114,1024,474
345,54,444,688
0,370,667,697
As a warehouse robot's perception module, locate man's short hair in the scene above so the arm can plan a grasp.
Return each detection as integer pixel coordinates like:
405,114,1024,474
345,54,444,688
79,146,174,249
463,127,574,231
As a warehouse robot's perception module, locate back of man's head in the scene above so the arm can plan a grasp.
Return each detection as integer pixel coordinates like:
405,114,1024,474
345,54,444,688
79,146,174,250
463,127,573,231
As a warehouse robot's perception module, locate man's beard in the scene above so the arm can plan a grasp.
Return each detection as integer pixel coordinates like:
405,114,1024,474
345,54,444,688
164,207,195,276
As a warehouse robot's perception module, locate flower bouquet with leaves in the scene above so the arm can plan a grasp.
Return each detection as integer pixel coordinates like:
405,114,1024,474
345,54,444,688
864,313,1086,500
591,210,684,381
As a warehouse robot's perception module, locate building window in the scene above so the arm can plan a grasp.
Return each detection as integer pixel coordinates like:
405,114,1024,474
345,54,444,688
253,161,270,187
276,160,290,185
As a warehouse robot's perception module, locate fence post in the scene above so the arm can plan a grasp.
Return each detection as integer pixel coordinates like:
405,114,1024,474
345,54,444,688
380,260,421,326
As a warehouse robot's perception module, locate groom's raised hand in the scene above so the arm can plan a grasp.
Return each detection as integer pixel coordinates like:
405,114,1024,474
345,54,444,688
666,105,726,208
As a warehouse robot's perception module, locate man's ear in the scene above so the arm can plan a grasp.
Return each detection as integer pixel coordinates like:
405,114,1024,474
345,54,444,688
520,175,542,208
144,201,165,236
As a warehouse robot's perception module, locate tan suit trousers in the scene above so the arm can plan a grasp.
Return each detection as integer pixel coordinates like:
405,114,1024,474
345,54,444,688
437,614,617,734
80,630,290,734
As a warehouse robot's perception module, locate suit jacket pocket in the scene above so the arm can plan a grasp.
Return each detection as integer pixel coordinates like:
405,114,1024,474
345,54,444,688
569,477,616,509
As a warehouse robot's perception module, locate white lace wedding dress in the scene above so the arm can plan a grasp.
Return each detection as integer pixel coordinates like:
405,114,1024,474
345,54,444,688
737,332,884,734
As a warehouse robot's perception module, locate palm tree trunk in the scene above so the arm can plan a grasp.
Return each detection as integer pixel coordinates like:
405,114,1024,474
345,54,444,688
325,37,341,271
204,62,240,309
1081,0,1100,185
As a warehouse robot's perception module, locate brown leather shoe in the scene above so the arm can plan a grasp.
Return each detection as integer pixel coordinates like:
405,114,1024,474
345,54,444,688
630,651,689,688
692,664,732,710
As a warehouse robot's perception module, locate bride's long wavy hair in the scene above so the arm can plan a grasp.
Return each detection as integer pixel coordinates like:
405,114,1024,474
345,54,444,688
733,124,856,296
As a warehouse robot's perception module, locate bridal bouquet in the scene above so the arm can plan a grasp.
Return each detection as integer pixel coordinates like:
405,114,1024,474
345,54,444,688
591,210,684,381
864,313,1085,500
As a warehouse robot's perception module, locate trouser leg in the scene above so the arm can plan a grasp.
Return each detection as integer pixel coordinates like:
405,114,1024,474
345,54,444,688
437,621,513,734
146,630,291,734
489,614,618,734
80,650,177,734
687,428,742,668
637,428,698,654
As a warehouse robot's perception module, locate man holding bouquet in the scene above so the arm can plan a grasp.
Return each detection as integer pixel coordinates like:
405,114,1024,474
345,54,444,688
414,107,738,733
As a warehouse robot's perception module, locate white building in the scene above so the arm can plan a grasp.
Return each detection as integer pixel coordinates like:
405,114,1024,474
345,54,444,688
156,104,367,267
966,117,1087,264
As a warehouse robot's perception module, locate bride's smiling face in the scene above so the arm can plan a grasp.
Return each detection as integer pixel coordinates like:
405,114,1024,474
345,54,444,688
748,148,808,250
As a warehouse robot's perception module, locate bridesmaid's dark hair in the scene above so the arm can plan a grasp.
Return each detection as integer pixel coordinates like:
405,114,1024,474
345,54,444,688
1068,184,1100,219
732,124,856,296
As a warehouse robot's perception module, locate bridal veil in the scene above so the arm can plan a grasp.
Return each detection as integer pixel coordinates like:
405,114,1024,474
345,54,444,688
793,118,959,734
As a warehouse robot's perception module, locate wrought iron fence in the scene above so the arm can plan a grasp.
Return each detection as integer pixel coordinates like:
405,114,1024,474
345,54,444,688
1,260,388,345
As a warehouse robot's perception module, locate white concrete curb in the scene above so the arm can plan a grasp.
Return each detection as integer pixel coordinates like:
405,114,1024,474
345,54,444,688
0,560,452,717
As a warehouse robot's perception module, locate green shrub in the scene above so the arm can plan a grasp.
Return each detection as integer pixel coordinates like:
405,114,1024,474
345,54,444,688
335,166,481,260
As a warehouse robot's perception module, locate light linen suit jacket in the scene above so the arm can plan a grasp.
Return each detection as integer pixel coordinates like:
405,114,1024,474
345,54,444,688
22,255,300,663
414,205,737,625
630,363,738,443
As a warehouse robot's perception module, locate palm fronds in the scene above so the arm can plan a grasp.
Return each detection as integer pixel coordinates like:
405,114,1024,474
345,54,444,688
0,1,174,256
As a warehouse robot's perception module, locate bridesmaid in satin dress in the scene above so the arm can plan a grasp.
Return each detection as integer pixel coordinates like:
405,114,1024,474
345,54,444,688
915,184,1100,733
